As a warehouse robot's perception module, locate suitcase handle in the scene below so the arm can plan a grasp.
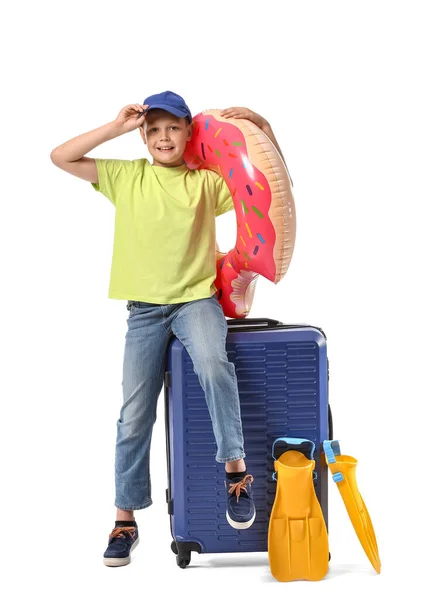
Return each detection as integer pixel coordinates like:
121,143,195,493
226,317,283,329
328,404,333,440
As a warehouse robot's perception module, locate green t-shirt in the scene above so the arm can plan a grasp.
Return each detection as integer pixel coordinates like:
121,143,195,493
91,158,234,303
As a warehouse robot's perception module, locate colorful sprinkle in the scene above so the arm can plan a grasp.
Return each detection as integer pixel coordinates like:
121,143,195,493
239,235,246,247
246,184,253,195
232,187,237,197
243,251,251,261
207,144,213,153
241,199,248,213
253,245,259,255
201,143,206,160
205,119,209,130
195,155,203,163
217,164,222,176
223,139,229,146
215,149,221,157
232,142,243,146
229,168,234,178
257,233,266,244
245,222,253,238
255,182,264,190
253,206,264,218
228,153,237,158
214,127,222,138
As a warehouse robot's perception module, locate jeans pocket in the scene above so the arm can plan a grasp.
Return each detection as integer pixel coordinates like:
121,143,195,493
127,300,156,315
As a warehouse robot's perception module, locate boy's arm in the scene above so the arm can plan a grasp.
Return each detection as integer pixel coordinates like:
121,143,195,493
260,122,293,187
50,121,124,183
50,103,148,183
220,107,293,186
260,122,285,164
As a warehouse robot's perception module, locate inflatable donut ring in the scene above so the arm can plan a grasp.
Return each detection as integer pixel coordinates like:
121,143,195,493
184,109,296,319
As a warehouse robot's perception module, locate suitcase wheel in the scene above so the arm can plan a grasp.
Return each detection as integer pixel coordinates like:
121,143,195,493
171,540,201,567
171,540,191,567
176,551,191,568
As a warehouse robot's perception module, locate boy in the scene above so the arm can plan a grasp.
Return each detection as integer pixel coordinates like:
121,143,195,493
50,91,286,567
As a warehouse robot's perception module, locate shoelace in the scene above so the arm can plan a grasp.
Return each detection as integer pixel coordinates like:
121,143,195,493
108,526,136,543
224,474,254,503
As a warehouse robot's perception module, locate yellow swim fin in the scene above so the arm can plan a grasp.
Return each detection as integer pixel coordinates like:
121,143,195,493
323,440,381,574
268,438,329,582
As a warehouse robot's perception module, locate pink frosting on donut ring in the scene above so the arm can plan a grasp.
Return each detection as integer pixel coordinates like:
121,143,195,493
184,109,296,319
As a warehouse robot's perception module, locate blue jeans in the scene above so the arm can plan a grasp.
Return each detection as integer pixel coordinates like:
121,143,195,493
115,293,246,510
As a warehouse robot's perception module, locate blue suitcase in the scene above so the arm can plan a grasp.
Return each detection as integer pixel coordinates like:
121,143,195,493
164,317,332,568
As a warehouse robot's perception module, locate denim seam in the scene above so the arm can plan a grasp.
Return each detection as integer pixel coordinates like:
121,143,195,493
115,499,153,510
161,304,171,335
216,452,246,463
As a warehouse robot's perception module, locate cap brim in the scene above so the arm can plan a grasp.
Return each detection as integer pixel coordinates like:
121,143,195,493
146,104,189,118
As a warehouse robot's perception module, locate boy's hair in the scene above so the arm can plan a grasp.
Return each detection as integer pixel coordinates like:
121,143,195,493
144,108,192,127
144,109,192,128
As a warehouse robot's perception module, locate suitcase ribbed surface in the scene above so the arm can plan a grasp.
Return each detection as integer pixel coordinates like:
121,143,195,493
165,325,329,554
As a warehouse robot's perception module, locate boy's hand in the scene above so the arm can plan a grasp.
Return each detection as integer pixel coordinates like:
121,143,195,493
220,107,269,130
114,104,150,134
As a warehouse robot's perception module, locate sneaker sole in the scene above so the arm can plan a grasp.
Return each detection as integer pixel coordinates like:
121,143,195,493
226,508,256,529
103,536,139,567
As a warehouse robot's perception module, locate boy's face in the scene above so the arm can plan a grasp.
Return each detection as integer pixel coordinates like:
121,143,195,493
139,109,193,167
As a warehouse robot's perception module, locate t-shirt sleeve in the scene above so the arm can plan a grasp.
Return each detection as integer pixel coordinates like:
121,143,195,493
90,158,135,206
215,176,234,217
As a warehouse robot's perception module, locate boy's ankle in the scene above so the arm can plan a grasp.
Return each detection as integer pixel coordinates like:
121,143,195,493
116,509,134,521
225,458,246,473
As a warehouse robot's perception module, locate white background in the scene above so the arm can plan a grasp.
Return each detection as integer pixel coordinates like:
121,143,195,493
1,0,426,596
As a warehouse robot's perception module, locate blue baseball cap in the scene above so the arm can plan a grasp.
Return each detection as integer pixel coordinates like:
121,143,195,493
142,90,192,123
